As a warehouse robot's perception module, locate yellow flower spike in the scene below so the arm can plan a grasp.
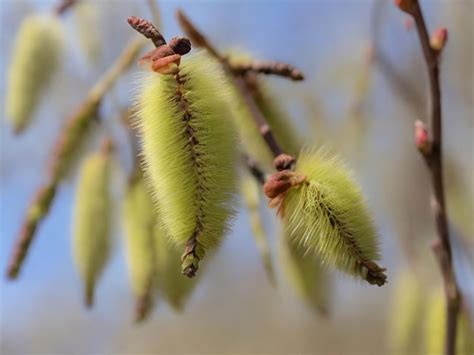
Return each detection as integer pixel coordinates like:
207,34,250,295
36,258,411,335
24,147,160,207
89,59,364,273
270,148,386,286
72,140,113,307
240,173,275,285
424,289,474,355
5,14,64,133
279,234,330,315
388,270,424,354
122,173,156,322
154,227,198,311
73,1,101,65
134,50,238,278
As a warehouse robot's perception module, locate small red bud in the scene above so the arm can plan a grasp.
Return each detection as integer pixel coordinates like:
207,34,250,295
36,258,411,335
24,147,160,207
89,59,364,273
430,27,448,52
415,120,430,154
394,0,416,14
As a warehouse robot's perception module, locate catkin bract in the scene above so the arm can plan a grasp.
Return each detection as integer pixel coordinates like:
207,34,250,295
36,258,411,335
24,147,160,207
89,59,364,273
122,175,156,319
72,145,112,306
135,51,237,263
6,14,63,133
283,148,381,283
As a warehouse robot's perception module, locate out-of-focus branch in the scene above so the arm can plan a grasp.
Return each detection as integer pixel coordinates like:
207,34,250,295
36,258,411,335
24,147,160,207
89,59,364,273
396,1,461,355
242,155,266,186
54,0,80,16
6,38,145,279
230,60,304,81
176,9,286,159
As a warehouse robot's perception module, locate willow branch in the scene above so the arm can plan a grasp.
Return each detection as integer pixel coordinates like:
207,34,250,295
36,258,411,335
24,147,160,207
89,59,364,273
176,9,285,159
230,60,304,81
397,1,461,354
242,155,266,185
54,0,80,16
6,38,145,279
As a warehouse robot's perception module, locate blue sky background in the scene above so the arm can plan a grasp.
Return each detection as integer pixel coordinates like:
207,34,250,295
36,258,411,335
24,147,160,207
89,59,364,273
1,1,473,354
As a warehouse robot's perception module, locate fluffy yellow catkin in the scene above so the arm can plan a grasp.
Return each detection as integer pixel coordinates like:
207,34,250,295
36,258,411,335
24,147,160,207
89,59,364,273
281,148,386,286
227,53,300,171
134,50,238,277
388,270,424,355
240,173,275,285
279,234,330,314
72,141,113,307
122,173,156,322
5,14,63,133
154,226,198,311
424,290,474,355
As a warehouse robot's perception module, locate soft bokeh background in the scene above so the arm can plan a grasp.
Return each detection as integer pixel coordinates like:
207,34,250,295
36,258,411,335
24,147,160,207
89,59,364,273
1,0,473,354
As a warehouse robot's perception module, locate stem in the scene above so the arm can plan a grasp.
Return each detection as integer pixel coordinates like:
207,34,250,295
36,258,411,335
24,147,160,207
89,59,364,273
54,0,79,16
408,2,461,354
176,9,285,159
5,38,145,279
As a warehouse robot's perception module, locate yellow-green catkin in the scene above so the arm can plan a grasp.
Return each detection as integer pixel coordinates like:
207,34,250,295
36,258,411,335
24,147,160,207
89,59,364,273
72,141,113,307
388,270,424,355
227,53,300,171
283,148,385,285
279,234,330,314
122,173,156,322
424,290,474,355
73,1,101,65
154,226,198,311
240,173,275,285
135,50,238,276
5,14,64,133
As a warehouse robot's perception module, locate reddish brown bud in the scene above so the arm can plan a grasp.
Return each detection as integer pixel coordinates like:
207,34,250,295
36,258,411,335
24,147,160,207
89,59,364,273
394,0,416,14
273,154,296,171
415,120,431,154
430,27,448,52
127,16,166,48
263,171,294,199
169,37,191,55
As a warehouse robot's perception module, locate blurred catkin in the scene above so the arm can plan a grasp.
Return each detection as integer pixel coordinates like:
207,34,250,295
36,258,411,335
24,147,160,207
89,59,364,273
279,234,330,314
73,1,101,65
5,14,64,133
227,54,300,171
240,173,275,285
154,226,198,311
389,270,424,355
72,141,113,307
282,148,385,285
424,290,474,355
135,50,238,277
122,173,156,322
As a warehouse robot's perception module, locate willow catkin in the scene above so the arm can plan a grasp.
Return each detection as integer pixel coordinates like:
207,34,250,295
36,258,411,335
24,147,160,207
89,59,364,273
72,141,112,307
5,14,64,133
279,234,330,314
388,270,424,355
227,54,300,170
122,174,156,322
134,50,238,277
240,173,275,285
73,1,101,65
154,225,198,311
281,148,385,286
424,290,474,355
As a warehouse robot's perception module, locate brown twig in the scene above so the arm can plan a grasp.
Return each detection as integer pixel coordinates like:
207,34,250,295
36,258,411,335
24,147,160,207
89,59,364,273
230,60,304,81
176,9,285,159
396,1,461,354
243,155,266,185
6,38,145,279
54,0,79,15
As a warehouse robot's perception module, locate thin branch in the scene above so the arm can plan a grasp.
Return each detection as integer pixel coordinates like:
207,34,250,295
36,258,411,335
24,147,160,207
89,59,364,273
230,60,304,81
242,155,266,185
6,38,145,279
176,9,286,159
397,1,461,354
54,0,80,15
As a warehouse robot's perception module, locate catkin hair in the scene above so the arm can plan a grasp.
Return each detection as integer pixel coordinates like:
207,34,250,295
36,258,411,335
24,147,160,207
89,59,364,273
283,148,384,285
122,174,156,321
134,50,238,273
5,14,63,133
72,143,112,306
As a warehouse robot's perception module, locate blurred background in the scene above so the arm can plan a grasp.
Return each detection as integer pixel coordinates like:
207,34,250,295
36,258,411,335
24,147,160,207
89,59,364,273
1,0,473,354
